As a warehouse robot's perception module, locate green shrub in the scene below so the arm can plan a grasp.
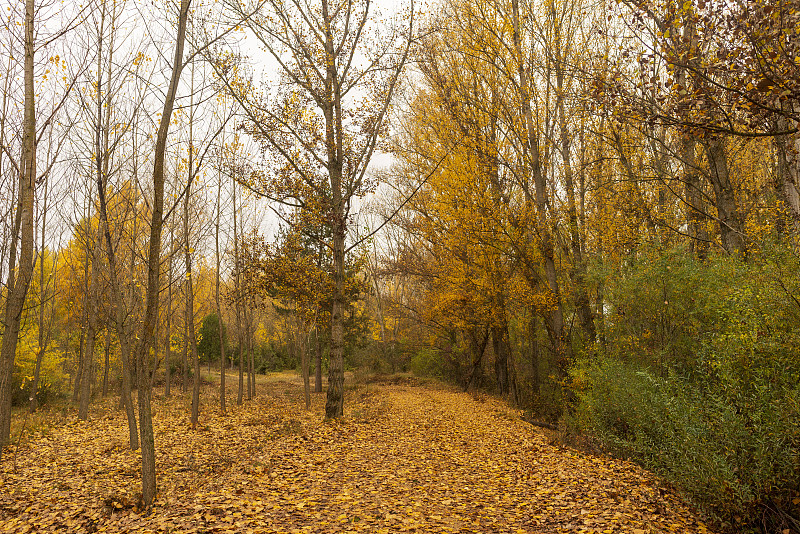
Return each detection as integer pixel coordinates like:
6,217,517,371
12,334,69,407
572,357,800,528
12,374,58,407
575,245,800,530
409,348,443,377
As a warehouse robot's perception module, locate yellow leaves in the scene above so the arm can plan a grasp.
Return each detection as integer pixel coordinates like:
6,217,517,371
3,378,713,533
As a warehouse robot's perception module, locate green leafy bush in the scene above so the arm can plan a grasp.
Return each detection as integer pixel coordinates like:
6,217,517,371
12,373,57,407
12,330,69,407
197,313,228,365
574,245,800,529
572,358,800,525
409,348,443,377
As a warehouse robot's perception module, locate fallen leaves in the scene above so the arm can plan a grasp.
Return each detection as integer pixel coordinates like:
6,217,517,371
0,376,714,533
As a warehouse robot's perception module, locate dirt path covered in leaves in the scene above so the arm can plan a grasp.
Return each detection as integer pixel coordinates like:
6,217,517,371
0,377,712,533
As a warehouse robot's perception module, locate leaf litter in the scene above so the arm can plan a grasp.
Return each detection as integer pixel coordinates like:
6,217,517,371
0,377,713,533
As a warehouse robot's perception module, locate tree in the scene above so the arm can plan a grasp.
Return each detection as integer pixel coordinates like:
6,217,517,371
198,313,227,366
0,0,83,457
0,6,37,447
90,0,192,507
87,0,153,450
240,226,334,409
216,0,414,417
213,148,228,411
136,0,191,507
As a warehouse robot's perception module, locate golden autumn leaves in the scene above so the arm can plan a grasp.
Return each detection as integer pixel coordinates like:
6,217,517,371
0,375,713,533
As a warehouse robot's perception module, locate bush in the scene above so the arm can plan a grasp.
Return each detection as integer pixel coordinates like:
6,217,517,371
409,348,443,377
197,313,228,366
572,357,800,529
575,245,800,530
11,334,68,408
11,374,57,407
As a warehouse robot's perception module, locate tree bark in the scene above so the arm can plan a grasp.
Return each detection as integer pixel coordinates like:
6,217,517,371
528,316,540,395
98,200,139,450
215,175,226,413
232,180,244,406
314,326,323,393
78,237,99,420
135,0,191,506
102,329,110,397
491,322,510,397
186,176,201,425
93,1,138,450
704,136,746,256
247,305,254,400
165,233,173,397
775,116,800,230
511,0,569,377
322,0,347,418
326,206,346,418
674,19,710,260
465,326,490,392
182,304,189,393
243,301,253,400
299,318,311,410
0,0,39,457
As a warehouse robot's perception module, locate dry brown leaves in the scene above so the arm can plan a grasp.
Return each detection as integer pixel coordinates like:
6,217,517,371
0,376,713,533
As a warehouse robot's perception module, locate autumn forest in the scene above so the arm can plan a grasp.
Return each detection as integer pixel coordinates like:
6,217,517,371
0,0,798,532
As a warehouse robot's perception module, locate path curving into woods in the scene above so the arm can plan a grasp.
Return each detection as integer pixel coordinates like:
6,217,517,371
0,375,712,533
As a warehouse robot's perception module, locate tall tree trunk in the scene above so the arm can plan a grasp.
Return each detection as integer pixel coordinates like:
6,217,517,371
29,346,46,412
184,55,201,427
683,135,708,258
232,181,244,406
314,325,323,393
164,230,173,397
326,206,346,418
74,256,90,404
244,306,251,401
299,317,311,410
465,326,490,392
315,242,325,393
237,330,244,405
528,316,540,395
78,236,100,420
30,165,55,413
128,186,139,392
0,0,39,456
78,321,96,420
318,0,348,419
775,117,800,230
246,305,254,400
182,303,189,393
102,329,110,397
135,0,191,507
98,200,138,450
186,174,200,425
491,322,510,397
511,0,568,377
704,136,746,255
675,19,709,260
215,176,226,413
93,0,138,450
553,5,595,345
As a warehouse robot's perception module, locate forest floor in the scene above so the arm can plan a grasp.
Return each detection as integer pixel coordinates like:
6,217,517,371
0,372,714,534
